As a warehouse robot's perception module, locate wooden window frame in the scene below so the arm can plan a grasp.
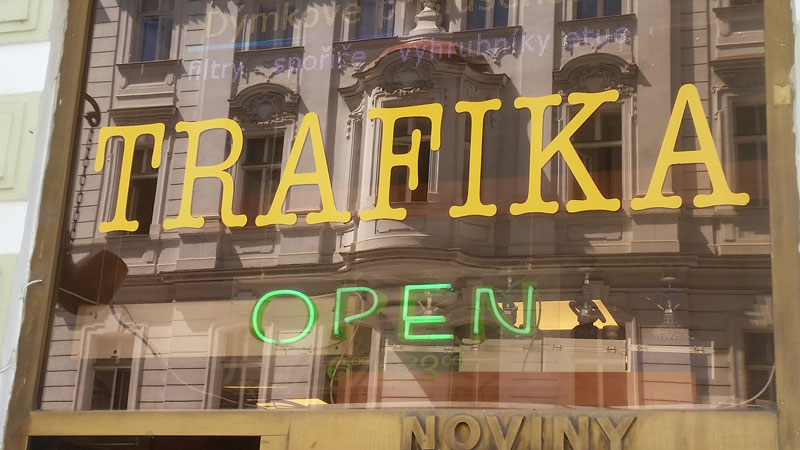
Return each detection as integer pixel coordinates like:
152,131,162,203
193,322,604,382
6,1,800,449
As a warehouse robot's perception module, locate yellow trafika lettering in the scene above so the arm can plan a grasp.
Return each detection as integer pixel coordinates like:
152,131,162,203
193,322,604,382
361,103,444,221
95,123,165,233
511,90,622,215
163,119,247,230
450,99,501,218
256,112,350,226
94,84,751,233
631,84,749,210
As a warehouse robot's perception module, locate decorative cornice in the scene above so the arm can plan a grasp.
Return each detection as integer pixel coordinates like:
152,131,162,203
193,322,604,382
554,53,637,93
229,84,299,126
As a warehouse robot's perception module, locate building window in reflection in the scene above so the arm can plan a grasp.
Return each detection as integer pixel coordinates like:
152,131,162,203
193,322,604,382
466,0,510,30
575,0,622,19
390,117,433,204
744,331,775,402
239,135,284,223
136,0,173,61
568,104,623,202
734,104,768,206
248,1,296,50
90,358,132,411
219,357,263,409
353,0,395,39
126,142,159,234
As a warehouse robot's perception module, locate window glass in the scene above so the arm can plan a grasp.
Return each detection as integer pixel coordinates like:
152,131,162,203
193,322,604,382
569,105,623,200
250,2,295,50
576,0,599,19
126,144,158,234
603,0,622,16
576,0,621,19
354,0,395,39
41,0,776,416
466,0,509,30
90,363,131,411
734,104,769,205
239,135,283,221
137,0,172,61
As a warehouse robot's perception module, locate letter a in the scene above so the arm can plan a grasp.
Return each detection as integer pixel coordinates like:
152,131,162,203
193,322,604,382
632,84,749,210
256,112,350,226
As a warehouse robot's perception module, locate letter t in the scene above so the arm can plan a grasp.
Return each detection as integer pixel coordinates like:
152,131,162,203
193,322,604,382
95,123,165,233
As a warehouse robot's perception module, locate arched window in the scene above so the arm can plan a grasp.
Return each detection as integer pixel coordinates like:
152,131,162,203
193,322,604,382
230,84,299,224
554,54,637,205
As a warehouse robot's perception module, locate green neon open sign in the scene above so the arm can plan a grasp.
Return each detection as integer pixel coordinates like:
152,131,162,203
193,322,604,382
249,283,537,344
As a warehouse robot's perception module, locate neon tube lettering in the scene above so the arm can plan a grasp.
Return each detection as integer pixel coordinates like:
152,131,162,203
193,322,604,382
250,289,318,345
472,284,536,338
401,284,455,341
333,287,383,339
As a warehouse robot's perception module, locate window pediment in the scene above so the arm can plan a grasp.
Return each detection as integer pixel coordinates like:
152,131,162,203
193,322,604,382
230,84,299,126
554,54,637,94
340,42,505,106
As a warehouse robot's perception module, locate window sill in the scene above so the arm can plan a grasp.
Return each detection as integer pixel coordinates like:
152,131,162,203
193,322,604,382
454,25,522,35
713,4,764,16
114,59,181,109
103,231,155,240
118,58,181,69
558,13,636,26
347,34,397,42
233,45,304,56
226,224,279,235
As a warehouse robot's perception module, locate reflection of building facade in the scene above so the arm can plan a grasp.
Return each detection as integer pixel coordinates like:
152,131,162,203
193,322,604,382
42,0,772,414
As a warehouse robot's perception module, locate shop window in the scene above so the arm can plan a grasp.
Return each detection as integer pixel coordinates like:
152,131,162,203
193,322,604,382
568,104,623,201
744,331,776,402
575,0,622,19
239,135,284,223
89,359,132,411
390,117,432,204
248,1,296,50
734,104,768,206
126,143,159,234
136,0,173,61
219,357,262,409
38,0,786,426
352,0,395,39
465,0,510,30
